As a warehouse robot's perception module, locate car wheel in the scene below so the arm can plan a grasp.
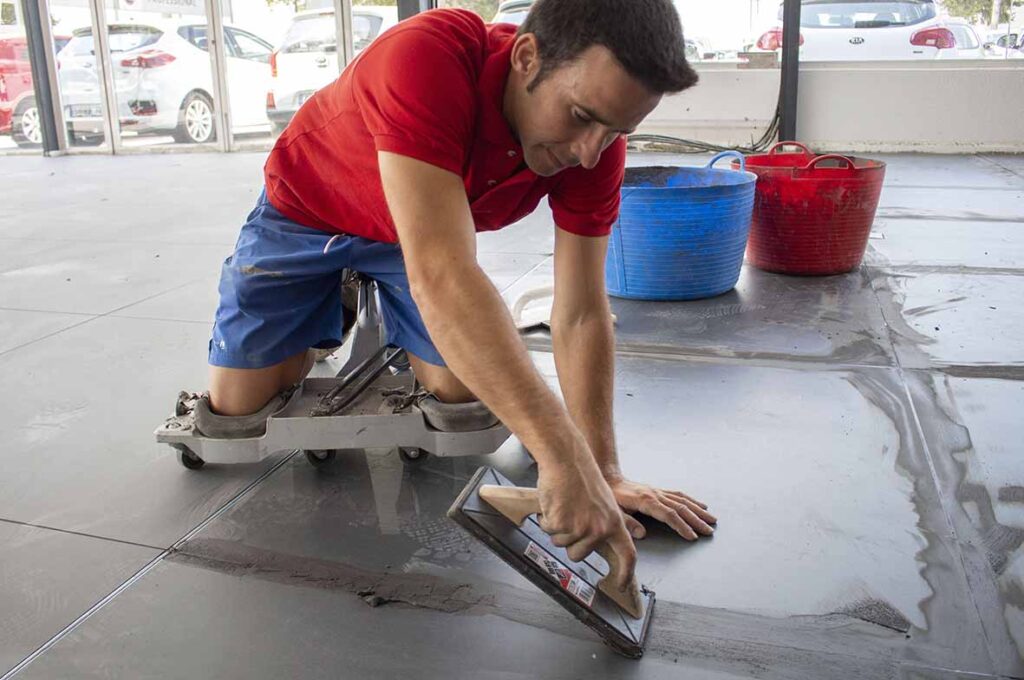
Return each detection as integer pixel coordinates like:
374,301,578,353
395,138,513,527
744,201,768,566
68,129,105,147
12,98,42,148
173,91,216,144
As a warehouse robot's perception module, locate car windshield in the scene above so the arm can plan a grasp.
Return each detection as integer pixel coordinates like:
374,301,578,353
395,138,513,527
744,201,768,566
781,1,936,27
281,14,335,53
65,26,161,56
494,9,530,25
281,12,382,53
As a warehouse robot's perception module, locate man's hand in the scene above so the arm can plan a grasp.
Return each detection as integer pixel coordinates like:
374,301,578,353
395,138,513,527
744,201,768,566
536,446,637,592
605,475,717,541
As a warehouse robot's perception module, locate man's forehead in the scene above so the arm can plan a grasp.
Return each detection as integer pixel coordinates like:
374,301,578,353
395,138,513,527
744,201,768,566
566,48,658,130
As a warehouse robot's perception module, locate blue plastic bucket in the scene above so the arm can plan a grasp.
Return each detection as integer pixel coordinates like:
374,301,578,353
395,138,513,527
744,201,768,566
605,151,757,300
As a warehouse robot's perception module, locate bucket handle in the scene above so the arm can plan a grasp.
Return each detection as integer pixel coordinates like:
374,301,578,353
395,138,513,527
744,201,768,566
707,150,745,172
768,141,813,156
801,154,856,171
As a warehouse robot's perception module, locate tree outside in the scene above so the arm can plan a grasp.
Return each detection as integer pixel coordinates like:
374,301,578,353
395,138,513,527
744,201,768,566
941,0,1023,26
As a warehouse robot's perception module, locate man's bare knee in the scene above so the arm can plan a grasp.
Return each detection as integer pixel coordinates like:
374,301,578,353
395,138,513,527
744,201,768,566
209,350,312,416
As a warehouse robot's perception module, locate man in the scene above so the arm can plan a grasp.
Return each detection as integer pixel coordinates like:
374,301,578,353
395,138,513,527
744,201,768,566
202,0,716,591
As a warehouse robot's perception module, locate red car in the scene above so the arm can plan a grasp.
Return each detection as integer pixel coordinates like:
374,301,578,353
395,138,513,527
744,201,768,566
0,30,71,147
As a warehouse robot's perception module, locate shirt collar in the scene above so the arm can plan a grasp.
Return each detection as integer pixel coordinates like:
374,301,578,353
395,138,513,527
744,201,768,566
477,24,520,149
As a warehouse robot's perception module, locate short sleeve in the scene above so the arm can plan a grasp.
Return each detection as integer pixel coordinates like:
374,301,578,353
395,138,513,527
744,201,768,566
548,136,627,237
351,23,481,176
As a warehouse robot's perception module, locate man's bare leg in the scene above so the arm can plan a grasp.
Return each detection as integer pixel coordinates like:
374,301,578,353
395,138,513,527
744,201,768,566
407,353,475,403
209,349,315,416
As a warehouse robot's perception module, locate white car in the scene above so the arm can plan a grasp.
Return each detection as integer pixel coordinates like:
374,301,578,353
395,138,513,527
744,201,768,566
58,21,274,145
267,6,398,134
491,0,710,60
753,0,988,61
494,0,532,24
982,30,1023,57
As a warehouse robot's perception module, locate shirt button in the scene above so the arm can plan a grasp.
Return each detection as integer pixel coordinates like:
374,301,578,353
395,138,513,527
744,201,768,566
487,179,498,186
507,150,517,157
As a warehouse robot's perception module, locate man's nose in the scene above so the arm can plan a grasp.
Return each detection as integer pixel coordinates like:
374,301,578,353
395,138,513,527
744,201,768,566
570,128,606,170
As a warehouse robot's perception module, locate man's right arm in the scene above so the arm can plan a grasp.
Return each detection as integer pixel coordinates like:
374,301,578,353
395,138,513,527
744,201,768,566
377,151,637,589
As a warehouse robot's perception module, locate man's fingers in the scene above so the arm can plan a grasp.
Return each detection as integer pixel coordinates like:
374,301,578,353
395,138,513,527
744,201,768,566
664,490,708,510
623,513,646,540
605,527,638,591
643,501,698,541
671,501,715,536
673,496,717,525
538,515,567,536
549,532,577,548
565,535,602,563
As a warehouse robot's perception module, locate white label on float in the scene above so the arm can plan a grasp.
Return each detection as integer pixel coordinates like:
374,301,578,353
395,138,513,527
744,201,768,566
524,541,596,607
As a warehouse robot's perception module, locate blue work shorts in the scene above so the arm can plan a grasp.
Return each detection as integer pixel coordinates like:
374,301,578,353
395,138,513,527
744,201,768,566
209,190,445,369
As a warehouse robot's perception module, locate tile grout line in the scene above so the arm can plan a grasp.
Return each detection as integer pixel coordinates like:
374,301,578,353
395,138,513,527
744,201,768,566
0,307,96,317
863,263,1001,671
976,154,1024,183
0,275,206,359
895,369,1000,672
0,449,300,680
498,253,553,294
0,518,161,552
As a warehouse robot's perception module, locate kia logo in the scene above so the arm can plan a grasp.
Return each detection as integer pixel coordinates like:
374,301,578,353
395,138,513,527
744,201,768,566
850,37,865,44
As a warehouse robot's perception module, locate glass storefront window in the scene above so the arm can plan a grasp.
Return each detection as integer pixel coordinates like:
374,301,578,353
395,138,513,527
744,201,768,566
750,0,1022,63
258,0,395,146
59,0,224,150
1,0,75,152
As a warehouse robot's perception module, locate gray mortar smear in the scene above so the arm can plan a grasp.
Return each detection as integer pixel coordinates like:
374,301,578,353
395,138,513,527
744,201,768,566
881,368,1024,675
841,369,1001,674
171,537,948,679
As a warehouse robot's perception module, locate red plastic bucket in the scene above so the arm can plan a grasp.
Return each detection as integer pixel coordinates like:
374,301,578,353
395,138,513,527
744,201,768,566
736,142,886,276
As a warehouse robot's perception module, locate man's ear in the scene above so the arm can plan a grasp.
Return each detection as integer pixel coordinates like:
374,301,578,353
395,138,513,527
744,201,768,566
509,33,541,81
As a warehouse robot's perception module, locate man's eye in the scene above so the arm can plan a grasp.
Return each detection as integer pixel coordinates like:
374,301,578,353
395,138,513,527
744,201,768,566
573,110,591,124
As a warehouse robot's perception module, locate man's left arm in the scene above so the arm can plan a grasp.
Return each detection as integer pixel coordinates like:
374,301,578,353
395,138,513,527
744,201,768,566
550,227,717,541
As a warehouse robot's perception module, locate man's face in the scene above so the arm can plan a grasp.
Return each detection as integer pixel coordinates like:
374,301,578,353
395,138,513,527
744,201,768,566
509,41,662,178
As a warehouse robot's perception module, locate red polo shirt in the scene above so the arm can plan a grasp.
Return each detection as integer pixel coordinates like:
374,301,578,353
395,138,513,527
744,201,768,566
264,8,626,244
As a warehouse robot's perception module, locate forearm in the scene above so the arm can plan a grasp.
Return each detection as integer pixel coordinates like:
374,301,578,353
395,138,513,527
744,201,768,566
550,304,621,480
411,264,590,472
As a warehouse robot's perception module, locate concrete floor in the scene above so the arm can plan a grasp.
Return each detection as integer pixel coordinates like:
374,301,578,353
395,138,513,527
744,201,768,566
0,150,1021,679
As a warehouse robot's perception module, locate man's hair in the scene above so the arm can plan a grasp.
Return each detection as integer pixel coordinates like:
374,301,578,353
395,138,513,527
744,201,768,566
517,0,698,95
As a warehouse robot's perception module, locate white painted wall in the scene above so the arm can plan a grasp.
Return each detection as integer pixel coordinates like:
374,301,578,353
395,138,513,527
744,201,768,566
641,60,1024,153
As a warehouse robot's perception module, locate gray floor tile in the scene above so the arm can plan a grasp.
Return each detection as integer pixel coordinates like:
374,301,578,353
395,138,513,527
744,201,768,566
0,309,93,354
981,155,1024,182
1,151,1020,678
0,153,265,232
112,276,222,324
478,252,550,293
870,269,1024,369
905,370,1024,677
506,260,894,366
0,315,288,547
0,240,233,315
19,356,992,678
865,219,1024,270
876,186,1024,222
477,207,556,255
111,253,546,325
14,557,759,680
869,154,1024,189
0,522,158,675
